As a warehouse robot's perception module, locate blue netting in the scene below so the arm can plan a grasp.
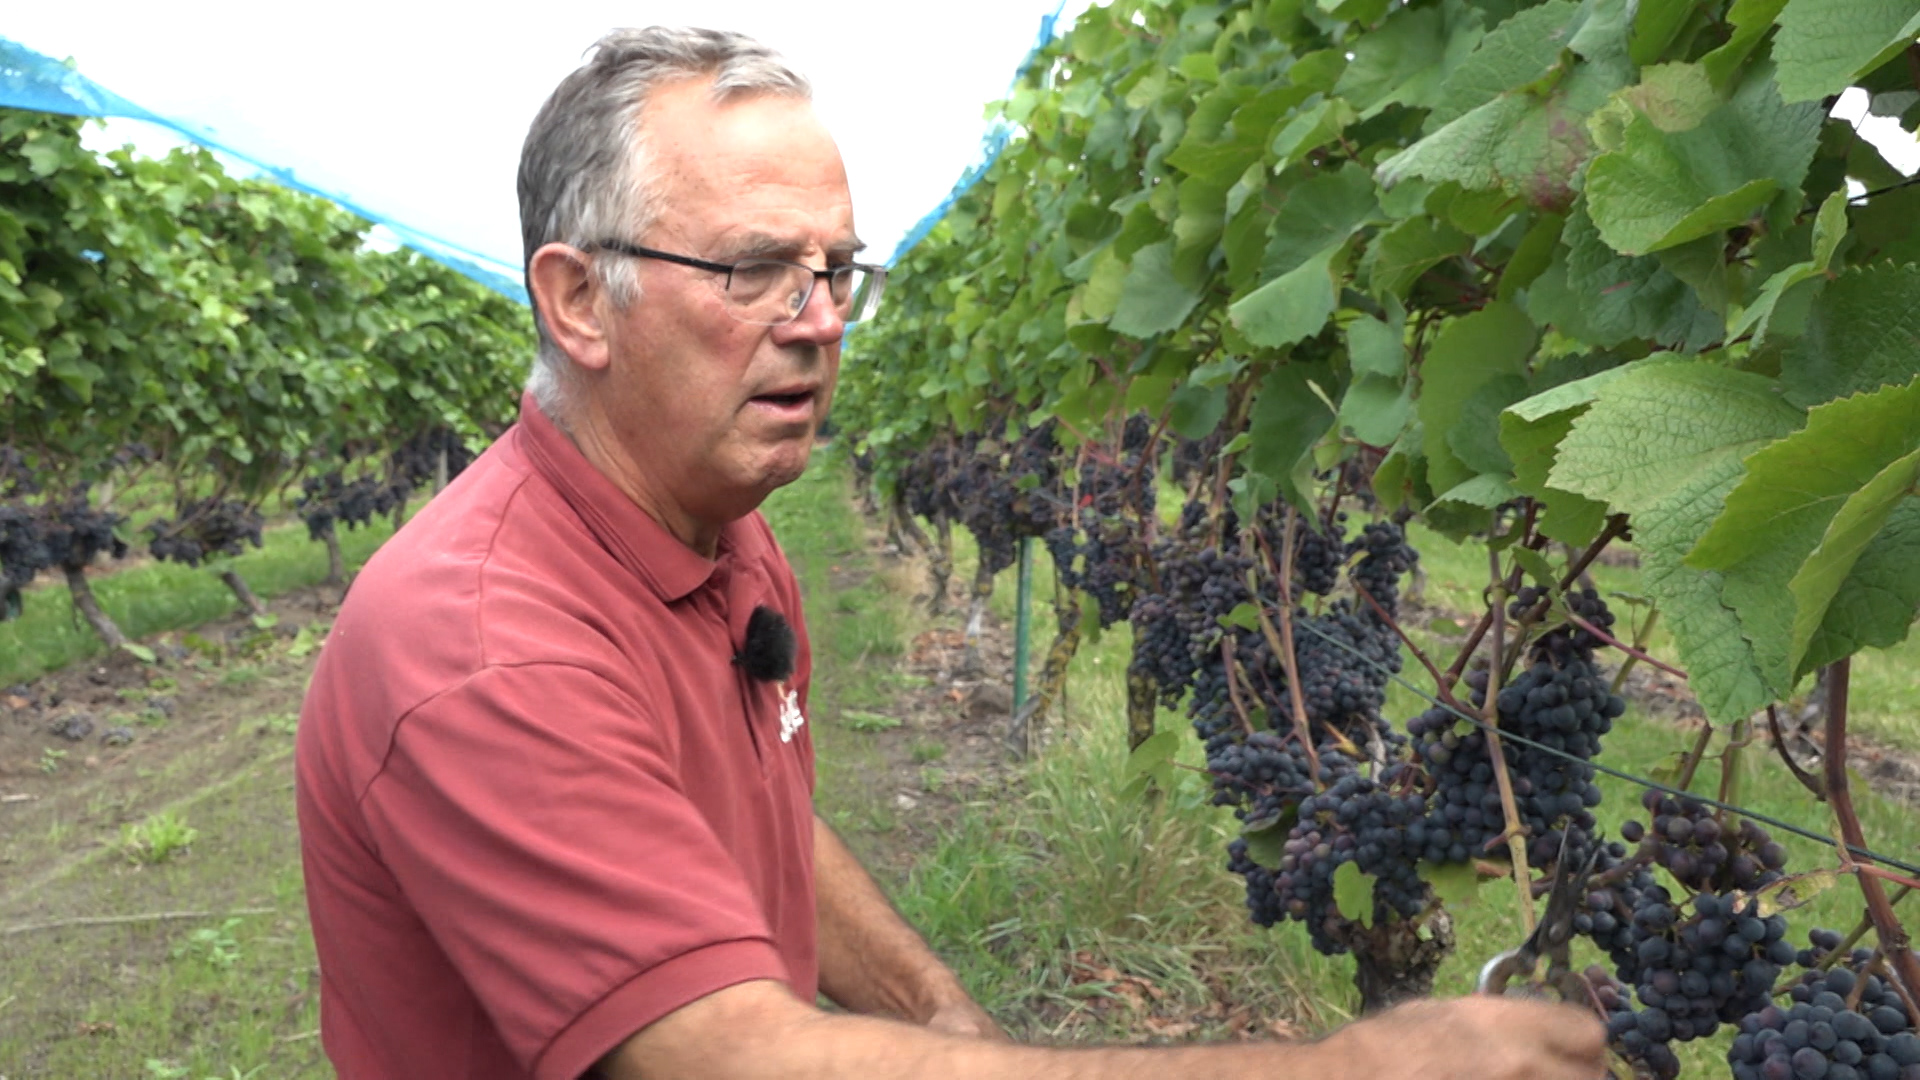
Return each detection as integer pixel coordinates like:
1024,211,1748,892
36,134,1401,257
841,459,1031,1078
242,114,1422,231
0,35,529,304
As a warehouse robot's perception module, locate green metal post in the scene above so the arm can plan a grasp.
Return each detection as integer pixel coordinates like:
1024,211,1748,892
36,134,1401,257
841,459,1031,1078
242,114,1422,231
1012,537,1034,714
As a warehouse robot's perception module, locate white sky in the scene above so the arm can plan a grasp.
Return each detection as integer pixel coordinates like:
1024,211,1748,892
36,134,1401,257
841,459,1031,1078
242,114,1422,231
5,1,1096,272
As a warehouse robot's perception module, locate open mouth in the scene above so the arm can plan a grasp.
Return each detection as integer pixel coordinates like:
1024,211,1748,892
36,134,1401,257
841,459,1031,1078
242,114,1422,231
754,389,814,408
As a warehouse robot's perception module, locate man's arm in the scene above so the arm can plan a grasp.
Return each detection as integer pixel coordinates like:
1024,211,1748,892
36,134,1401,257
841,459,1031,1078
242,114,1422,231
811,814,1003,1038
596,977,1609,1080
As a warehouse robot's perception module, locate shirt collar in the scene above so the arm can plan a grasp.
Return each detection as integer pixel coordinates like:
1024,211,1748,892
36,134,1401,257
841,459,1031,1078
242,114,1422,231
515,392,756,604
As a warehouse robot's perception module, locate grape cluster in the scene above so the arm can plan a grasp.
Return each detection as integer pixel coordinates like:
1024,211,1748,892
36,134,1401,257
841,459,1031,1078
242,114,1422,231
1732,937,1920,1080
1510,585,1618,661
949,425,1061,577
1049,419,1157,628
1409,653,1624,865
1616,889,1791,1043
1128,535,1252,714
1244,760,1432,952
0,503,47,619
298,472,401,541
1622,790,1789,894
39,494,129,572
1593,966,1684,1080
148,499,264,567
388,427,477,493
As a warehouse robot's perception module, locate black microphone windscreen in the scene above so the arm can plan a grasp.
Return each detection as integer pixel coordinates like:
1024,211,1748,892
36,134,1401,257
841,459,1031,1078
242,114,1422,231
737,604,796,683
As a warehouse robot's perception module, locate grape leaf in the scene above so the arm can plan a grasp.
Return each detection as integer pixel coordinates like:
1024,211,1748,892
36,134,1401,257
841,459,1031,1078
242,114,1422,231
1800,499,1920,670
1534,204,1723,350
1772,0,1920,103
1334,1,1486,118
1417,302,1538,498
1690,376,1920,571
1263,165,1380,279
1789,447,1920,676
1428,0,1582,128
1585,72,1822,256
1111,242,1205,338
1781,264,1920,407
1333,860,1378,928
1550,362,1805,513
1340,374,1415,446
1247,360,1339,515
1364,217,1473,300
1229,244,1341,348
1702,0,1792,85
1421,860,1484,910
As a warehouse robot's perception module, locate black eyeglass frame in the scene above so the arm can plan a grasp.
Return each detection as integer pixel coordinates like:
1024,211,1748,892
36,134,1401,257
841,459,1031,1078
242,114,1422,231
584,239,887,323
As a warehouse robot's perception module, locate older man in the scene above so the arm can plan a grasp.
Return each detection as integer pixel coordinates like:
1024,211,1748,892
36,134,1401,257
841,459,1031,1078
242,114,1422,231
295,25,1607,1080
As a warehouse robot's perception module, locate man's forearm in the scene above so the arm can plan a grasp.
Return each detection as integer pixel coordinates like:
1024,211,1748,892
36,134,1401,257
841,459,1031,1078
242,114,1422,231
812,814,972,1022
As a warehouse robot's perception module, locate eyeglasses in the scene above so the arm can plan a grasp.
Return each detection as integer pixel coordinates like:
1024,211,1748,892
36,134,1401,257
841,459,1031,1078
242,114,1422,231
587,240,888,326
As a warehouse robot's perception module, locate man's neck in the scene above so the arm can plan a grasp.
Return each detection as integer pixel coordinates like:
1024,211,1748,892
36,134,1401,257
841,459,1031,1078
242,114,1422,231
551,401,724,560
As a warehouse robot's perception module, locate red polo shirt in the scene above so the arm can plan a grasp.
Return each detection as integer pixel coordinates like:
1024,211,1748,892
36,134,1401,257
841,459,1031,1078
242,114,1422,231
295,396,817,1080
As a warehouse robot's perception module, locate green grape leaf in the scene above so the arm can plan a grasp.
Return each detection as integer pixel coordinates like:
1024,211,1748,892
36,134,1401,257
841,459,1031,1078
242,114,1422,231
1229,245,1341,348
1450,374,1530,475
1790,447,1920,676
1433,472,1523,508
1334,2,1485,118
1429,0,1581,128
1781,264,1920,407
1111,241,1205,338
1800,499,1920,670
1247,360,1339,515
1550,362,1805,513
1701,0,1791,86
1417,302,1537,499
1264,165,1380,279
1772,0,1920,103
1690,376,1920,572
1169,382,1230,440
1333,860,1378,928
1348,311,1408,380
1532,205,1722,351
1340,374,1416,446
1585,73,1823,256
1365,217,1473,300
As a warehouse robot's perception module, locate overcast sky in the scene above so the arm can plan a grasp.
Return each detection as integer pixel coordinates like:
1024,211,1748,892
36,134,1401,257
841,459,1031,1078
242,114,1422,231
6,1,1095,272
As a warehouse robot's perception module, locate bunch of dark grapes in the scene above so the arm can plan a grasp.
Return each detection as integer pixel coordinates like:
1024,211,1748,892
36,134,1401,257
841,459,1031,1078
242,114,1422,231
0,503,49,619
1348,520,1419,614
1511,585,1619,662
949,425,1061,578
1208,729,1316,823
1731,933,1920,1080
900,438,964,524
0,447,40,499
1408,653,1624,865
1050,419,1157,628
389,428,478,492
1167,429,1226,488
298,473,395,541
1128,531,1252,714
1254,761,1431,952
1593,966,1684,1080
38,494,129,571
1622,789,1789,894
148,499,264,567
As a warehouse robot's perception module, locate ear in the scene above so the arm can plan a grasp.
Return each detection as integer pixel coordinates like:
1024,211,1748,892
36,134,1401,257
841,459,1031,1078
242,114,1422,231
528,243,612,372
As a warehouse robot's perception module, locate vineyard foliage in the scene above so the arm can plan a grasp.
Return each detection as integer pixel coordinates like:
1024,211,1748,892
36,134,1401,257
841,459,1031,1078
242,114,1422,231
838,0,1920,729
0,109,530,620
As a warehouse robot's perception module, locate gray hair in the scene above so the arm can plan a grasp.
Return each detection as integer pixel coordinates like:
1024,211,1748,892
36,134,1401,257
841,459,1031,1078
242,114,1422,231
517,26,812,424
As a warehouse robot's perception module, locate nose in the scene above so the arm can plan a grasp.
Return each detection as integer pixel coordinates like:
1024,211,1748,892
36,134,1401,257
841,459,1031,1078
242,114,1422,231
771,276,845,348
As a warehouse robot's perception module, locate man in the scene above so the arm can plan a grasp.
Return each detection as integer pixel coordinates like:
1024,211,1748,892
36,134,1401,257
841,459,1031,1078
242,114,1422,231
295,25,1608,1080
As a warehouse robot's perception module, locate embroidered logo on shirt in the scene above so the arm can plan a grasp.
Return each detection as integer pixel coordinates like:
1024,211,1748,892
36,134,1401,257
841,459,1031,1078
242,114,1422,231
778,686,806,744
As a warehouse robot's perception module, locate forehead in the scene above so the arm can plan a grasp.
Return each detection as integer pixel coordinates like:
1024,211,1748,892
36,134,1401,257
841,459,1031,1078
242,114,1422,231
641,81,856,254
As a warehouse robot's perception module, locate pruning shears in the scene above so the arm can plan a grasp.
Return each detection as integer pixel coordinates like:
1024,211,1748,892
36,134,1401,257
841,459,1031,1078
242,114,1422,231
1477,839,1602,1002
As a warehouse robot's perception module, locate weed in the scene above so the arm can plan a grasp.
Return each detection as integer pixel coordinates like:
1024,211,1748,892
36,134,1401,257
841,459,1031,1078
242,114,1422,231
844,710,902,733
910,739,948,763
171,916,244,971
121,810,200,864
144,1060,265,1080
218,665,262,689
138,706,169,728
920,766,948,793
39,746,68,774
148,675,178,691
285,622,328,659
253,711,299,736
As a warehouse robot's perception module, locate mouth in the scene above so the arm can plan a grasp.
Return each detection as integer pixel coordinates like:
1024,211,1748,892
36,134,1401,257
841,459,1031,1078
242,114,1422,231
747,385,819,422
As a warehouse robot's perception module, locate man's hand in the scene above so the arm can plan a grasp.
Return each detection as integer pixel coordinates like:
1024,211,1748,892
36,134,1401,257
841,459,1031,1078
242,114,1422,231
923,996,1007,1041
1314,994,1609,1080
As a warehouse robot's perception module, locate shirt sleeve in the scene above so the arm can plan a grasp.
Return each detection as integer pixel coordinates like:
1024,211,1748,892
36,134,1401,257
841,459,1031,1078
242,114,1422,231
358,661,791,1080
